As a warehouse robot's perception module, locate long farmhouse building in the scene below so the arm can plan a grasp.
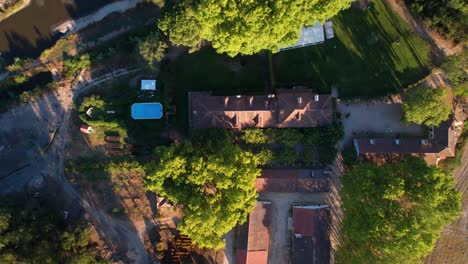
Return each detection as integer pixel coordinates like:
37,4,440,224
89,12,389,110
353,118,464,165
189,88,333,129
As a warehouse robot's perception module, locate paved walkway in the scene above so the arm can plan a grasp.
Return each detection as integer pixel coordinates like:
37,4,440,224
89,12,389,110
51,0,146,34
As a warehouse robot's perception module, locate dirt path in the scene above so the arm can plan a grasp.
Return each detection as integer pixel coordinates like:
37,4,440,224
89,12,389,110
384,0,463,58
0,66,157,263
51,0,146,34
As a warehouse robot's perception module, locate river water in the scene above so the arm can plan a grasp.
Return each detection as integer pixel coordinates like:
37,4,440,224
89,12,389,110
0,0,118,62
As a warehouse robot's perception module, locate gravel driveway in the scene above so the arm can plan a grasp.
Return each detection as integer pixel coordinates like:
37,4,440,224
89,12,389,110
337,102,424,145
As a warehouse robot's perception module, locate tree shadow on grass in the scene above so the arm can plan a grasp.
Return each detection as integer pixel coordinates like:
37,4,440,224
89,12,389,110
272,1,431,99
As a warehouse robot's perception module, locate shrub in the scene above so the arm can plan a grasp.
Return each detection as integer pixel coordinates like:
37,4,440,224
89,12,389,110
63,54,91,79
273,146,297,164
241,128,268,144
269,128,303,147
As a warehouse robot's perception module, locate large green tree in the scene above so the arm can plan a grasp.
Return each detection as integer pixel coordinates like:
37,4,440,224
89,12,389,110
336,157,461,264
441,50,468,98
145,139,263,249
402,87,451,126
159,0,353,56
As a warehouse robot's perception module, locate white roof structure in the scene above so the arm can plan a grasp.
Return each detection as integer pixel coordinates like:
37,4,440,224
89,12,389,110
324,20,334,39
141,80,156,90
280,21,335,51
280,22,325,51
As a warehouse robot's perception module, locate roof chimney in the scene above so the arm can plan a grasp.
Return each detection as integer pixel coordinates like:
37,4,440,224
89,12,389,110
249,96,254,107
297,97,302,104
224,97,229,108
314,95,319,101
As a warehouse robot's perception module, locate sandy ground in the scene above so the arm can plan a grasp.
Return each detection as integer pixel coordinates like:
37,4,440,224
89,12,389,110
337,102,425,145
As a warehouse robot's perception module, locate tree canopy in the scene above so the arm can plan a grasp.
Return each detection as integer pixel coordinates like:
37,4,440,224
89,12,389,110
145,138,263,249
0,198,104,264
336,157,461,264
441,50,468,98
136,31,168,69
158,0,353,56
402,87,451,126
405,0,467,43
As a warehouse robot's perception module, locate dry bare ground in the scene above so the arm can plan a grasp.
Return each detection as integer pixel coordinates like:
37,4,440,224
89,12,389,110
0,67,167,264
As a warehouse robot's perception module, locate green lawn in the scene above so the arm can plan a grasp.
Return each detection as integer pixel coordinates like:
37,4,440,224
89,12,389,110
78,76,170,148
273,0,432,98
159,48,269,131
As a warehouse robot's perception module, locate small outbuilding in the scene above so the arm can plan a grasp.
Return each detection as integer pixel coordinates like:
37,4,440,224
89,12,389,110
80,125,95,134
141,79,157,91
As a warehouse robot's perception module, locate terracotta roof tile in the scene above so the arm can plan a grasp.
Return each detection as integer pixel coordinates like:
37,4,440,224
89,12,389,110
189,89,333,129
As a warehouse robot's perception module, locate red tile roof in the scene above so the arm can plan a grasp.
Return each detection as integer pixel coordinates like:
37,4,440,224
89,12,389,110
236,202,271,264
189,89,332,129
292,206,330,264
354,119,463,164
246,251,268,264
255,169,329,193
293,207,319,236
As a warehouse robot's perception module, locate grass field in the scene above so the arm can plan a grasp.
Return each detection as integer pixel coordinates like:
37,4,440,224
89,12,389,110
159,1,433,130
272,0,432,98
159,48,269,131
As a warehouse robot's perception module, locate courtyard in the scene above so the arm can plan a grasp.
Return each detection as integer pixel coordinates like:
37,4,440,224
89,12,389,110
337,102,425,145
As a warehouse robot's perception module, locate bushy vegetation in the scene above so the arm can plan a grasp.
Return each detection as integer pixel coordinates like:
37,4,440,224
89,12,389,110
439,122,468,171
136,31,168,69
406,0,467,43
336,157,462,264
0,0,26,19
159,0,353,56
63,54,91,79
402,87,451,126
5,57,31,72
441,50,468,98
0,71,55,111
237,123,344,165
145,139,263,249
241,128,269,144
0,197,105,264
78,95,121,129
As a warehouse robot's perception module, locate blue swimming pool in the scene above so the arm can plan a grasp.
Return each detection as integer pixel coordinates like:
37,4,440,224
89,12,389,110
131,103,163,120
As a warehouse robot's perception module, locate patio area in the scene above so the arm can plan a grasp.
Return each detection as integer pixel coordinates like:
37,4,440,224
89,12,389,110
337,102,425,145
